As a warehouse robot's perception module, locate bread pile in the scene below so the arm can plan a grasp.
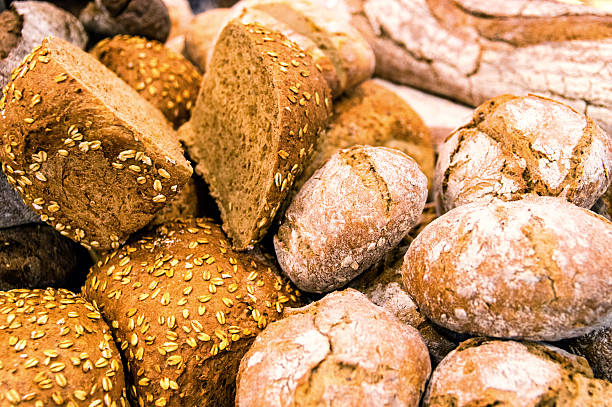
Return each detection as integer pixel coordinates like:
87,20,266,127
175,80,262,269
0,0,611,406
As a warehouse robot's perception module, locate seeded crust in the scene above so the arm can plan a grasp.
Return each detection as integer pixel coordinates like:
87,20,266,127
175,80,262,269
275,145,427,293
91,35,202,128
403,196,612,341
149,177,202,227
236,289,431,407
183,8,231,71
82,218,302,407
183,21,332,250
0,36,192,251
434,94,612,214
563,326,612,382
0,288,128,407
424,338,612,406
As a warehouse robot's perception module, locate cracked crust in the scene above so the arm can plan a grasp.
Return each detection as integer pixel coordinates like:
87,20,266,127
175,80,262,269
434,95,612,213
424,338,612,406
402,196,612,341
275,145,427,293
236,289,431,407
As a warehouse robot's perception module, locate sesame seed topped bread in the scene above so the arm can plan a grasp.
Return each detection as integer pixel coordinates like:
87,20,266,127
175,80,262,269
0,36,192,251
0,288,128,407
90,35,202,128
82,218,302,407
182,21,332,250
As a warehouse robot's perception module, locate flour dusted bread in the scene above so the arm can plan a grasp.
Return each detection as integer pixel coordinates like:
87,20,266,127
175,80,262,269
83,218,301,407
0,36,192,250
182,21,331,250
402,196,612,341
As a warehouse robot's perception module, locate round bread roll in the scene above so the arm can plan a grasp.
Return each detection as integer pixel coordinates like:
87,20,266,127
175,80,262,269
423,338,612,406
402,196,612,341
91,35,201,128
83,218,301,407
0,288,128,406
236,289,431,407
564,326,612,382
275,145,427,293
434,94,612,214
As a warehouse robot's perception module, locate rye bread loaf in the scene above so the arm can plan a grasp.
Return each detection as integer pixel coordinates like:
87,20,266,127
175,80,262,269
82,218,301,407
346,0,612,135
91,35,202,128
402,196,612,341
434,94,612,214
0,288,128,407
0,223,91,291
183,8,231,71
275,146,427,293
236,289,431,407
0,171,40,228
563,326,612,382
0,36,192,251
424,338,612,406
0,1,87,87
181,21,331,250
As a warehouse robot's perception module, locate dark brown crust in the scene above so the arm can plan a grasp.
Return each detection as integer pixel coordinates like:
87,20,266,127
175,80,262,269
564,326,612,382
0,9,22,60
82,218,302,407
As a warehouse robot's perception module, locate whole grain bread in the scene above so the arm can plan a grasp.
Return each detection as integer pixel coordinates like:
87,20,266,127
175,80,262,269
182,21,332,250
183,8,231,71
0,36,192,251
0,288,128,406
563,326,612,382
91,35,202,128
236,289,431,407
275,145,427,293
402,196,612,341
82,218,301,407
434,94,612,214
148,177,202,226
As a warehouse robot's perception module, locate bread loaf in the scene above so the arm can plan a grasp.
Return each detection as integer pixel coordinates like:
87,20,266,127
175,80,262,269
434,94,612,213
183,8,231,71
0,172,40,228
563,326,612,382
236,289,431,407
402,196,612,341
423,338,612,406
0,36,192,250
83,218,301,407
275,145,427,293
182,21,331,250
0,288,128,406
149,177,202,226
91,35,202,128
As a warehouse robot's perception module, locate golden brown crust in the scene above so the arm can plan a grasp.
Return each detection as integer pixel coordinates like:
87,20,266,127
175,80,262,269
82,217,301,407
0,288,128,407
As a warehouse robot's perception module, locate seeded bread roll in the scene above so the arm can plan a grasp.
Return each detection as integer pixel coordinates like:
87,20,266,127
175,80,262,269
0,223,91,291
184,8,231,71
83,218,301,407
424,338,612,406
0,288,128,406
403,196,612,341
563,326,612,382
434,94,612,214
91,35,202,128
237,289,431,407
275,145,427,293
149,178,202,226
0,1,87,87
182,21,332,250
0,36,192,251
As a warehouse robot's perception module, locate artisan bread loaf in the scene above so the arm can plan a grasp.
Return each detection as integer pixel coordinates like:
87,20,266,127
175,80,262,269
564,326,612,382
182,21,331,250
0,36,192,250
91,35,202,128
424,338,612,406
236,289,431,407
434,94,612,213
0,288,128,406
402,196,612,341
83,218,301,407
184,8,231,71
275,145,427,293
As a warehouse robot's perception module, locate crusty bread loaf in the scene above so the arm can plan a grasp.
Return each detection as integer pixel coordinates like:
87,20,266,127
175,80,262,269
184,8,231,71
424,338,612,406
182,21,331,250
434,94,612,213
91,35,202,128
0,288,128,406
0,36,192,250
83,218,301,407
564,326,612,382
402,196,612,341
236,289,431,407
275,145,427,293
